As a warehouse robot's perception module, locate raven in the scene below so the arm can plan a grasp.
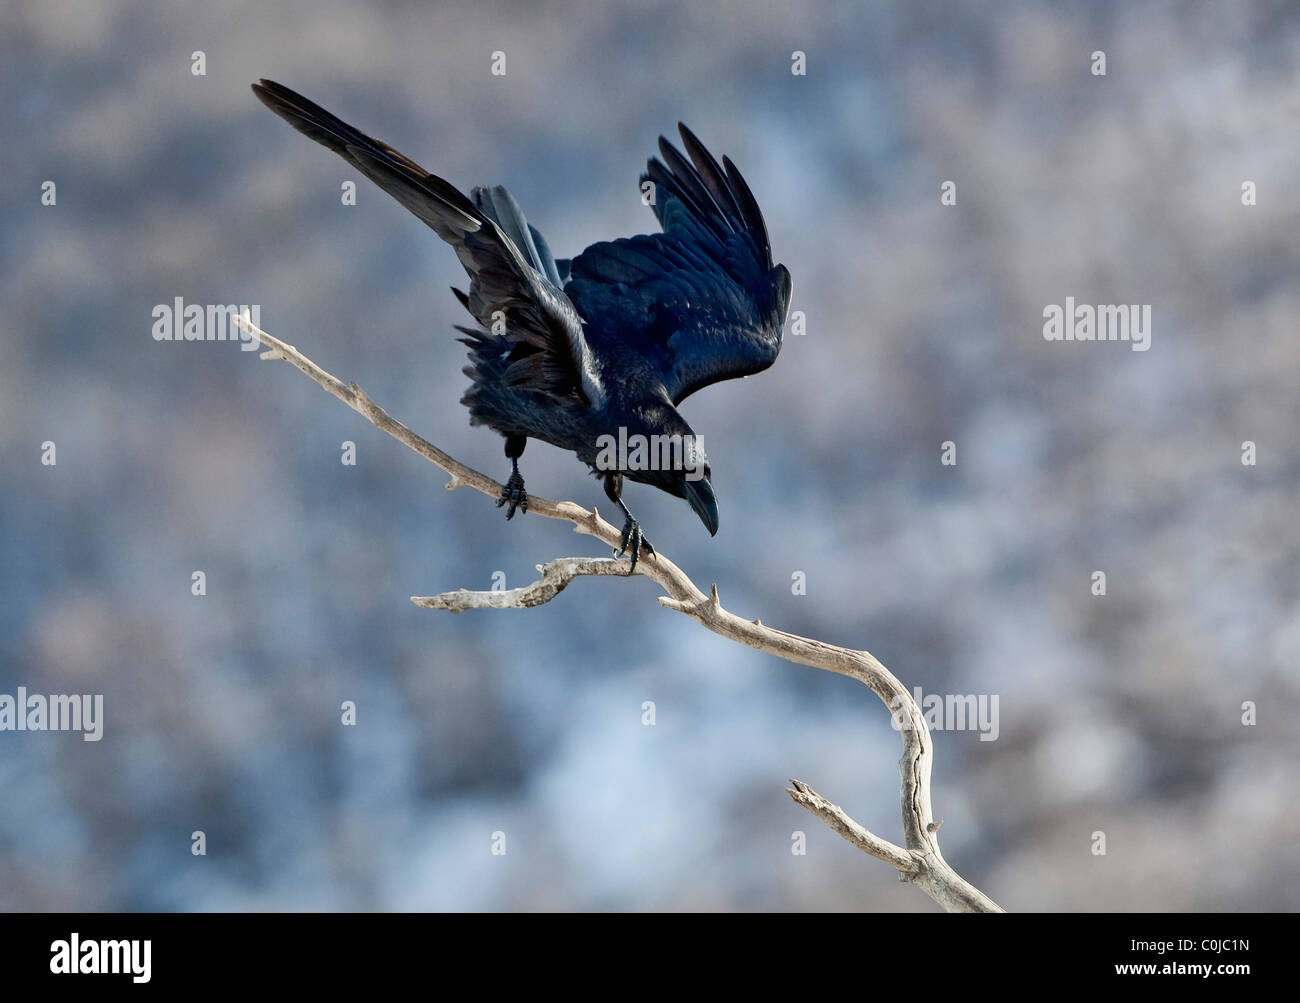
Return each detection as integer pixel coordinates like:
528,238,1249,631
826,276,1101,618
252,80,792,569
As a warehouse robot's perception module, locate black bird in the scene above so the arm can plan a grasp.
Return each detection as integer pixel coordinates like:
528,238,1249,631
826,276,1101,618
252,80,791,569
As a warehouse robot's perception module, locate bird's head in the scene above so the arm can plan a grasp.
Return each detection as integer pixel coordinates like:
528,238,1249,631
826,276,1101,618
655,450,718,537
608,403,719,536
679,461,719,537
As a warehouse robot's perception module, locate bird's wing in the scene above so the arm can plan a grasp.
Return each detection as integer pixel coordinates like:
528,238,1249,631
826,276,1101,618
564,124,792,405
251,79,602,408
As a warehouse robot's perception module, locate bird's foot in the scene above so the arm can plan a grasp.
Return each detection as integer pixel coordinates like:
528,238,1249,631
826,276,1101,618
616,517,654,573
495,470,528,520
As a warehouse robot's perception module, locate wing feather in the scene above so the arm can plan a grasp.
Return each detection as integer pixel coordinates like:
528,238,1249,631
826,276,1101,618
566,124,790,404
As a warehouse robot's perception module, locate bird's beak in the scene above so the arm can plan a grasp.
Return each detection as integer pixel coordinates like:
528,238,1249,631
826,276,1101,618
683,476,719,536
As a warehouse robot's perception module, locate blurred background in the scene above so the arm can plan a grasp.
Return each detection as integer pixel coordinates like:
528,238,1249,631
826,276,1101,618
2,0,1297,911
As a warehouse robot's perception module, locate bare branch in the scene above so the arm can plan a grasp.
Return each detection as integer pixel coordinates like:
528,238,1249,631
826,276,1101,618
414,557,632,611
787,779,917,875
234,312,1003,912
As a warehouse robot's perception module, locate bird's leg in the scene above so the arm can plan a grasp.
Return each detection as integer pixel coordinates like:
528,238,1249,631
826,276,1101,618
603,473,653,572
496,435,528,519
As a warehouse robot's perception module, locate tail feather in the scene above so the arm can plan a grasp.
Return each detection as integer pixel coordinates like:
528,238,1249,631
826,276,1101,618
254,79,597,410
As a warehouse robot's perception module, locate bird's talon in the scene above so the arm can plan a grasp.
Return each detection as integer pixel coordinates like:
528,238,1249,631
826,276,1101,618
615,517,650,573
497,471,527,520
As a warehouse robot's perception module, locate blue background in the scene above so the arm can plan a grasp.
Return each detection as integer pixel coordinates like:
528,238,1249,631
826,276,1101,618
2,0,1297,910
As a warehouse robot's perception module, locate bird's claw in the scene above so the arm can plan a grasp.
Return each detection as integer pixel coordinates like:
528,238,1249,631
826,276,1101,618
616,518,653,572
495,471,528,520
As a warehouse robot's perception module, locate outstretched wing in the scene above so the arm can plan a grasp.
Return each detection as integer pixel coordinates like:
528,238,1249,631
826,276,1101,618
251,79,602,408
564,123,791,405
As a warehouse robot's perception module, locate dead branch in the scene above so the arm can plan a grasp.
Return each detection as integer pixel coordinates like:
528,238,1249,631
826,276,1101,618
233,311,1003,913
